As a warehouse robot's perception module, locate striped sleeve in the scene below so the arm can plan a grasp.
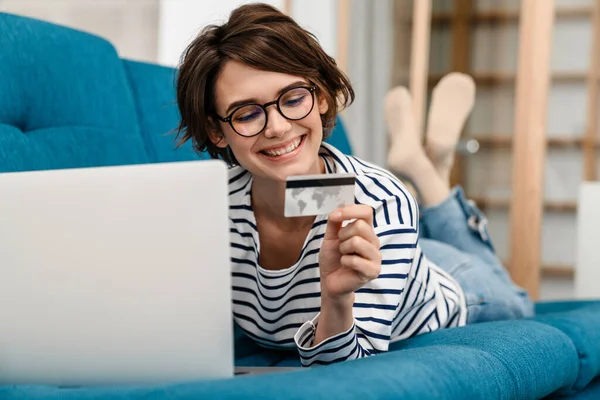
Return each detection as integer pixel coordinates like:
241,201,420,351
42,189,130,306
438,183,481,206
292,177,419,366
294,314,362,366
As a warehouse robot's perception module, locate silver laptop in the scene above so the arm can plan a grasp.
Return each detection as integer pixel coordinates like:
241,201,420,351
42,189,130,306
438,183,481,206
0,160,233,386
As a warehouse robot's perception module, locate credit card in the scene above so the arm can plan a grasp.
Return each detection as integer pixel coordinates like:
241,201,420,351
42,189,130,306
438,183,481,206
284,173,356,217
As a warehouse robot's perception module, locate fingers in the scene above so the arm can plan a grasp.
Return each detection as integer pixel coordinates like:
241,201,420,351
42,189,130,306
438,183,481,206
328,204,374,227
340,254,381,282
338,218,380,247
323,217,344,240
339,235,381,261
322,203,383,291
337,213,382,282
325,204,373,241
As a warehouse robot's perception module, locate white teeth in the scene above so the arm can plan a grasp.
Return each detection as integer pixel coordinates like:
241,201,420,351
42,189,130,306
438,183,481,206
264,137,302,157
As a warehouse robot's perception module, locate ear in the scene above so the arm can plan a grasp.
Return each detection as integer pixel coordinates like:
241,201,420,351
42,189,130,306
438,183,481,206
208,119,228,149
318,95,329,114
210,132,229,149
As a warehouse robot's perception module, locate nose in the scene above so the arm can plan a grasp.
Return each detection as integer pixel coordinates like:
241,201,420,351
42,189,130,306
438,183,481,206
262,105,291,139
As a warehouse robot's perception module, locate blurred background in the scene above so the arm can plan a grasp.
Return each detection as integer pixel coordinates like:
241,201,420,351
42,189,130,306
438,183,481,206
2,0,598,301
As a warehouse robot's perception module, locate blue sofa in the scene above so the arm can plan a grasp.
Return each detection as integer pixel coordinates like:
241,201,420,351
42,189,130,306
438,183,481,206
1,12,599,399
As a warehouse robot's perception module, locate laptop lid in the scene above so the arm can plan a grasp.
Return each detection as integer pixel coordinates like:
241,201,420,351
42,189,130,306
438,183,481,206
0,160,232,386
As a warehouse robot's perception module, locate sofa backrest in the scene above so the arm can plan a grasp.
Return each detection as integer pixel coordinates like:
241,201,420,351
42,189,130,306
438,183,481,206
122,59,203,164
0,12,150,172
0,12,352,174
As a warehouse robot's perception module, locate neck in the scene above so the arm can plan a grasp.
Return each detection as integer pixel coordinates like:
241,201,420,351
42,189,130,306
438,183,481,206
251,157,325,229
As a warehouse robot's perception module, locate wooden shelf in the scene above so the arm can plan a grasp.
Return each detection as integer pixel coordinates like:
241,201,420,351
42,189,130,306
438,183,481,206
429,71,590,85
541,264,575,279
470,197,577,212
431,6,591,24
501,260,575,279
469,197,512,209
503,261,575,278
471,135,600,149
424,2,591,294
502,261,575,280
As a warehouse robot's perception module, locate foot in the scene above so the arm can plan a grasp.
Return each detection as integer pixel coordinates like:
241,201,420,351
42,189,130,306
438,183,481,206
425,72,476,184
384,86,430,183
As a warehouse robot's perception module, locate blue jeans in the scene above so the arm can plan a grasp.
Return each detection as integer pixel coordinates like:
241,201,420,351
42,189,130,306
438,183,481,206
418,186,534,324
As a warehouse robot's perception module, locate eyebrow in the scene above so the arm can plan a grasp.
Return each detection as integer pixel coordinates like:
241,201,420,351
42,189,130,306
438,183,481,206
224,80,308,115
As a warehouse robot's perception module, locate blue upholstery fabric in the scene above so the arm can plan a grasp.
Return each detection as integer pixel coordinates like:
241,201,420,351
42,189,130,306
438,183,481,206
325,120,352,155
535,301,600,393
0,347,552,399
535,300,600,315
390,320,580,399
0,13,148,172
567,378,600,400
0,320,580,399
122,60,204,163
533,303,600,392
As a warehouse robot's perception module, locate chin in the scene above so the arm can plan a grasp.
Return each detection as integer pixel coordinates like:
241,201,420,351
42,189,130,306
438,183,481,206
253,136,321,177
263,164,313,183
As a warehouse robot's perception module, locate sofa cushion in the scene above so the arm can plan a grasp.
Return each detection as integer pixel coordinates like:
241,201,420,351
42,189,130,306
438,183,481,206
123,60,204,163
569,378,600,400
386,320,580,399
535,300,600,315
0,12,148,172
104,344,572,400
0,321,578,400
326,119,353,155
255,318,579,398
532,301,600,392
238,303,600,396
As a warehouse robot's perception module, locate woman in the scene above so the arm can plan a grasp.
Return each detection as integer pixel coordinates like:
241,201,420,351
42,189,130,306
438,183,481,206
175,3,533,367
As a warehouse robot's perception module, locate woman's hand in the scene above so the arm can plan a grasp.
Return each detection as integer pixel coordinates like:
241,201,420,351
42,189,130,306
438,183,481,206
312,204,381,345
319,204,382,302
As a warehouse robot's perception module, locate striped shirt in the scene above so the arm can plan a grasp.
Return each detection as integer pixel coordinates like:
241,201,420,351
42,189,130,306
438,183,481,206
229,143,467,366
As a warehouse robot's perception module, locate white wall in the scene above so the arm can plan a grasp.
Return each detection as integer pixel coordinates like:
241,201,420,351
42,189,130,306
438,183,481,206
158,0,279,67
291,0,337,59
156,0,338,68
0,0,159,63
343,0,394,165
575,182,600,299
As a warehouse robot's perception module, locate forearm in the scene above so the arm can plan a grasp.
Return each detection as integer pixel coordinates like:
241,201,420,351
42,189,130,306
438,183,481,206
313,293,355,346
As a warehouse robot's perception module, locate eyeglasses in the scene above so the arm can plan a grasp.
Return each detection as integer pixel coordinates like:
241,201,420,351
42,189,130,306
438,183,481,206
215,86,317,137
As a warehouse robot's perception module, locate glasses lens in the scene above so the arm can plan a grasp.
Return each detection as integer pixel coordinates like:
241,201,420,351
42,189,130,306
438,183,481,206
279,87,314,120
231,105,266,136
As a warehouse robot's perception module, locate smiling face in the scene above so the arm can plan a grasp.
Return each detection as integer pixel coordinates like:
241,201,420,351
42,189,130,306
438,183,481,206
211,60,328,182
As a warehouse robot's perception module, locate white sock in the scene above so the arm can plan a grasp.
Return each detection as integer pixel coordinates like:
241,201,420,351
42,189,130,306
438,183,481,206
385,86,428,182
385,86,451,205
425,72,476,184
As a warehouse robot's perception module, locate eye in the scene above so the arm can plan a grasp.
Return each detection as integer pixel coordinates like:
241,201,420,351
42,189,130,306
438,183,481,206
235,111,260,122
281,88,310,107
283,95,306,107
233,105,263,123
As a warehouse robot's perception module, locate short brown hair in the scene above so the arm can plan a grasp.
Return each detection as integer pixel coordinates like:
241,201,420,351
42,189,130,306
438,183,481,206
174,2,354,165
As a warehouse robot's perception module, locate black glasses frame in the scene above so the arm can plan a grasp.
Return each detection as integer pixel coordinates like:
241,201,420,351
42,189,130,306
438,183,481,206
215,85,317,137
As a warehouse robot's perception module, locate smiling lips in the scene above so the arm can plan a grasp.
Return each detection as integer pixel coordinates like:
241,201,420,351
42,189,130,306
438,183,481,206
261,136,303,157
